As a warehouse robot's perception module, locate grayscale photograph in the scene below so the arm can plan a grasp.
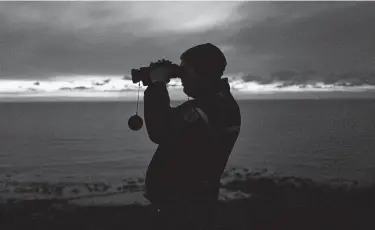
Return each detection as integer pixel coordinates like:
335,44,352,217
0,1,374,230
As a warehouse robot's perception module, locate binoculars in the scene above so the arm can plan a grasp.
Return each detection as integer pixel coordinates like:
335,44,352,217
130,59,182,86
128,59,182,131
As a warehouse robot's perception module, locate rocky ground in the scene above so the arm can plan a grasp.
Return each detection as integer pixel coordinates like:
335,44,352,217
1,171,375,230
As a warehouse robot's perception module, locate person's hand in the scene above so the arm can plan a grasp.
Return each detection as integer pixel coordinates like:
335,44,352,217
150,67,172,84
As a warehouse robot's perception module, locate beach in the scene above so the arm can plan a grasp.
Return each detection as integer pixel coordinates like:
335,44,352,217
1,174,375,230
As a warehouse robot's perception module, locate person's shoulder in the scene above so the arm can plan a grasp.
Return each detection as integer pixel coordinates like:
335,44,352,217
177,99,209,124
177,99,196,109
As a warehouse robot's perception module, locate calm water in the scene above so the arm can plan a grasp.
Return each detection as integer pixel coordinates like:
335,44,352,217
1,99,375,187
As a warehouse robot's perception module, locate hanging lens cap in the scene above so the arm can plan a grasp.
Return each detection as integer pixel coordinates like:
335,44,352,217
128,114,143,131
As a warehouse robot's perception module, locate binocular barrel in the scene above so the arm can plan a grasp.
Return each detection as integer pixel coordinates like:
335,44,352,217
130,59,181,85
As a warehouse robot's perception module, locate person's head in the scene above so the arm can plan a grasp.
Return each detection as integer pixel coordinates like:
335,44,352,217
179,43,227,98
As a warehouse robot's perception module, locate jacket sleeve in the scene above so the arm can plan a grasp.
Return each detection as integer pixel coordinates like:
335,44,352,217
143,82,209,144
143,82,171,144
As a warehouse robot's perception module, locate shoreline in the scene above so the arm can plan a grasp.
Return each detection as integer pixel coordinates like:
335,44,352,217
2,167,373,205
1,173,375,230
1,191,374,230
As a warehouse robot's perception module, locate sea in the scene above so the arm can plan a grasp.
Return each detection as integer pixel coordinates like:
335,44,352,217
1,99,375,205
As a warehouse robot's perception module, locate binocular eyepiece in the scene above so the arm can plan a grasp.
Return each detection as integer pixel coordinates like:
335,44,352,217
130,59,182,86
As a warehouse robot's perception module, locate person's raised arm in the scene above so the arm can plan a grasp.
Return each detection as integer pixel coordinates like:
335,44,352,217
144,80,172,144
143,67,209,145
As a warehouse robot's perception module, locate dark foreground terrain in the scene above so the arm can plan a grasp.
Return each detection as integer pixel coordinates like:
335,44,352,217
1,174,375,230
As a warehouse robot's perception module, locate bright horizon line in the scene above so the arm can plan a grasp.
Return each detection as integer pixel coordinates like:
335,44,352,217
1,74,375,93
1,73,375,102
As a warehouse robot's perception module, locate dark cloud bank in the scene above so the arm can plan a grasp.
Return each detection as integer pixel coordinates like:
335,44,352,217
0,2,374,87
241,71,375,87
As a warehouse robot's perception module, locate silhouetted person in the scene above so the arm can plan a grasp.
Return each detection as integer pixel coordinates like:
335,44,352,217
143,43,241,230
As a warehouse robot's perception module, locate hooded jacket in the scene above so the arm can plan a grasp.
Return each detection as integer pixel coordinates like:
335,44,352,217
143,78,241,206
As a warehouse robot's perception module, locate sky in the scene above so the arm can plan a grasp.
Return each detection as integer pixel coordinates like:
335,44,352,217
0,1,375,101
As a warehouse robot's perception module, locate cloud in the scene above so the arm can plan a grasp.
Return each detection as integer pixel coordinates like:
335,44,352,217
59,86,92,91
92,79,111,86
239,70,317,85
226,2,375,75
325,72,375,86
0,2,244,79
239,74,273,85
2,75,375,102
1,1,374,97
240,70,375,87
